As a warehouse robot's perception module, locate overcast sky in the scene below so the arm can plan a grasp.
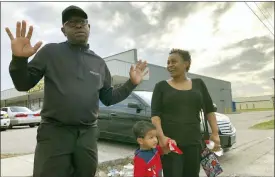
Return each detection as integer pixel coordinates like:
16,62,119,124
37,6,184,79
1,2,274,98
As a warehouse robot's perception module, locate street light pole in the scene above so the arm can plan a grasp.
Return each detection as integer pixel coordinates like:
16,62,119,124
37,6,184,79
272,77,274,110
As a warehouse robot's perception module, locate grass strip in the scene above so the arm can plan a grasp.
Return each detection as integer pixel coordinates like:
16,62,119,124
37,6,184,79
250,119,274,130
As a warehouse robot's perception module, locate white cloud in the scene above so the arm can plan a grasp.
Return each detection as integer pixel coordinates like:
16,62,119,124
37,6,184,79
130,2,164,25
217,2,273,40
261,60,274,72
112,12,124,28
115,36,136,50
97,11,125,33
141,2,164,25
38,2,101,12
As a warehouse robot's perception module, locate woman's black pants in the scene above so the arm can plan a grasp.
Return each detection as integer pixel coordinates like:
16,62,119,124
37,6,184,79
161,144,202,177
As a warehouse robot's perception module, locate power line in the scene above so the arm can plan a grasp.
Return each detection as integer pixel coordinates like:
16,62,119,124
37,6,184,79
244,2,274,37
254,2,274,29
260,2,274,23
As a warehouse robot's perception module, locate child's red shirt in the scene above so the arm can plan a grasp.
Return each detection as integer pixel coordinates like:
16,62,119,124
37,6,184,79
133,146,163,177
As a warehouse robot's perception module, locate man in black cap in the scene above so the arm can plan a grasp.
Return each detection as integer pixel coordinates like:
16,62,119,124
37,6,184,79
5,5,148,177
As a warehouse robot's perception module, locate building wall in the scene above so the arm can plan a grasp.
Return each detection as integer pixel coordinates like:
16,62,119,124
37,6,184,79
236,101,273,110
1,99,28,108
135,64,232,113
106,59,149,81
234,95,274,110
104,49,137,63
135,64,170,91
1,88,27,100
190,74,232,114
30,99,43,111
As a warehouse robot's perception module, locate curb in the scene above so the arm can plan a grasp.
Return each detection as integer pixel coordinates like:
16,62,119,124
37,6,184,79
226,112,241,114
1,153,33,159
98,155,133,169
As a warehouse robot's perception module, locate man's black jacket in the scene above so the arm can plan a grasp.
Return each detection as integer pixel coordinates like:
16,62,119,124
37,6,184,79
9,41,137,126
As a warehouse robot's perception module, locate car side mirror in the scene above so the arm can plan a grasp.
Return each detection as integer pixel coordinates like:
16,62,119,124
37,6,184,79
128,102,143,110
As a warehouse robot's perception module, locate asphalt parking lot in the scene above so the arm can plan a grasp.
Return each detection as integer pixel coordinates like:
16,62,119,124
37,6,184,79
215,111,274,176
1,110,274,176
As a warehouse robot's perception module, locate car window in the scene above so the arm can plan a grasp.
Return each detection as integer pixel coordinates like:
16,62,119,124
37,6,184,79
98,100,114,108
134,91,153,106
99,100,105,107
10,107,32,113
1,108,8,112
113,95,140,108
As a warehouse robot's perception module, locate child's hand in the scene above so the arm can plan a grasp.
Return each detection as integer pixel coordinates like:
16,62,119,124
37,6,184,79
168,139,177,146
161,146,171,154
167,139,183,154
159,136,176,154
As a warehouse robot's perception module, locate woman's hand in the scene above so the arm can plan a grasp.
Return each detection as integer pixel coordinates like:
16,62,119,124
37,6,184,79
159,135,177,154
210,133,221,151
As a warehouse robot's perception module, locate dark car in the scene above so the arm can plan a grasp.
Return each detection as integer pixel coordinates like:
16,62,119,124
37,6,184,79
98,91,236,151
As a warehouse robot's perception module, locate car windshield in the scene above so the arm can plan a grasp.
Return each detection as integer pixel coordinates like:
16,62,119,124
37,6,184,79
10,107,32,113
134,91,153,106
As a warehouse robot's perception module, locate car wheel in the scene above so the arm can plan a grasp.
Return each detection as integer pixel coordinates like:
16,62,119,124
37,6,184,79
8,124,13,129
29,124,36,128
1,128,7,131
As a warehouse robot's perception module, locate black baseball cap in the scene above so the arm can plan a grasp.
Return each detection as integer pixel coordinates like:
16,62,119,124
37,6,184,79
62,5,88,24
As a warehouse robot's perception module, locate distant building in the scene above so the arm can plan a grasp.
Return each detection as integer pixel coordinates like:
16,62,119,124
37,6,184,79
233,95,274,111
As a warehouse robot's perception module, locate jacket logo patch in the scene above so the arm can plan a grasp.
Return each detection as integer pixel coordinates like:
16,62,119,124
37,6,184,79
89,71,100,76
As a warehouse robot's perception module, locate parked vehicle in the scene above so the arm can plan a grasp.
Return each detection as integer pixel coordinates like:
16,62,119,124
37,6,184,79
1,110,10,131
0,106,41,129
33,108,42,126
98,91,236,151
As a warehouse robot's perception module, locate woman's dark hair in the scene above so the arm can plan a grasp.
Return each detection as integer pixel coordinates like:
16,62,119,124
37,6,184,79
169,48,191,72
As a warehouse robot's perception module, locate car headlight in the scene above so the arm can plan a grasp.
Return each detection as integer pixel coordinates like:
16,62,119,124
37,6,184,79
3,114,8,119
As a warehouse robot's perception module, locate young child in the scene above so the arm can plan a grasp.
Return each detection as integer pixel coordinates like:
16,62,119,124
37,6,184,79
132,121,164,177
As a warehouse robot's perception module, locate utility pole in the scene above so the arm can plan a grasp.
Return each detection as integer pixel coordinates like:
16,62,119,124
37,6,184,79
272,77,274,110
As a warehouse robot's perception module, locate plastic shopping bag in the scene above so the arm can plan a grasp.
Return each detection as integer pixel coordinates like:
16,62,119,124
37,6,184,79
200,148,223,177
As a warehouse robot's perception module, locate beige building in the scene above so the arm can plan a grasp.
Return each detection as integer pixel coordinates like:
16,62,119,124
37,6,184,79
233,95,274,111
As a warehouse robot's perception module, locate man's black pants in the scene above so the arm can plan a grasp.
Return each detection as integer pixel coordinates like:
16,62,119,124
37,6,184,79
161,144,202,177
33,123,99,177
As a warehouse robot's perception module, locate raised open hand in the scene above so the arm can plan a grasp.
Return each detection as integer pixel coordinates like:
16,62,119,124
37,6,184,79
5,20,42,58
129,60,148,85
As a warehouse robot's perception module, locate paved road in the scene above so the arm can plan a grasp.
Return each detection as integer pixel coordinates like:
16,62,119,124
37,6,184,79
215,110,274,176
0,126,137,160
1,110,274,176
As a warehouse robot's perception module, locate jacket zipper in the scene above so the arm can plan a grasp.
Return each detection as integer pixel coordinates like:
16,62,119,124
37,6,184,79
77,47,85,79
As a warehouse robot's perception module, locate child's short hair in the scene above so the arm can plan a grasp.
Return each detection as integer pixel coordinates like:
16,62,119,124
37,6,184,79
133,121,156,139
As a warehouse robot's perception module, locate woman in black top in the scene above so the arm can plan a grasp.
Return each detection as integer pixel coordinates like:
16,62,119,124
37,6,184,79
151,49,221,177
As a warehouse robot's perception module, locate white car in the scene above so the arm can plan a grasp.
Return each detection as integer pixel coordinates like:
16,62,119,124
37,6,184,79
33,108,42,125
1,106,41,129
1,110,10,131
